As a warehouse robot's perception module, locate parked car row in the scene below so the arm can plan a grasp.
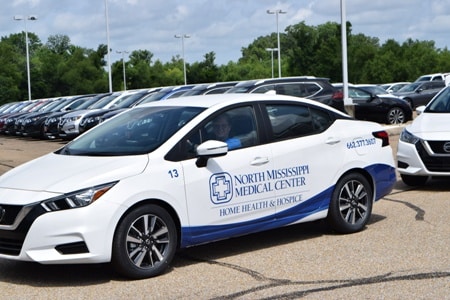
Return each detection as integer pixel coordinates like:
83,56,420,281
379,73,448,108
2,75,440,142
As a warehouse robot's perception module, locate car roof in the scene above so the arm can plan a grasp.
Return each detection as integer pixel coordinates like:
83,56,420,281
233,76,329,87
137,92,346,115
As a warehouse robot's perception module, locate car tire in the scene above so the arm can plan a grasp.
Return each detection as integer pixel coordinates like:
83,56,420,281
400,174,428,186
112,204,178,279
327,173,373,234
387,107,405,124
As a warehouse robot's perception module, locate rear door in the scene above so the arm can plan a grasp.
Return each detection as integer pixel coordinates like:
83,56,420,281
262,102,345,223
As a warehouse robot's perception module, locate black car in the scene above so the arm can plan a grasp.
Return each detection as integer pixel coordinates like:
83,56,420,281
394,81,445,108
336,84,413,124
2,100,48,135
21,97,82,138
226,76,345,112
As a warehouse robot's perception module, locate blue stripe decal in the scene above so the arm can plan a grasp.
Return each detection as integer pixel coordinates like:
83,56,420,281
180,163,396,248
181,187,332,247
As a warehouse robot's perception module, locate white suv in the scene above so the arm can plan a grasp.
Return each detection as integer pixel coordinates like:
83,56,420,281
414,73,449,82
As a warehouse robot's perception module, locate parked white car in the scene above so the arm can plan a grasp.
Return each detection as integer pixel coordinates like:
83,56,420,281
397,86,450,185
0,94,396,279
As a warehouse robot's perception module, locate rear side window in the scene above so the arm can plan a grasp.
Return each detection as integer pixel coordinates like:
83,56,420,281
265,104,333,141
275,82,322,98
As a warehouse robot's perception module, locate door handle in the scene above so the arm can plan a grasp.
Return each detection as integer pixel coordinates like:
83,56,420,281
326,137,340,145
250,157,269,166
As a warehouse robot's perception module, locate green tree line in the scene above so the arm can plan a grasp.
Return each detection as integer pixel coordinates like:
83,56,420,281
1,21,450,105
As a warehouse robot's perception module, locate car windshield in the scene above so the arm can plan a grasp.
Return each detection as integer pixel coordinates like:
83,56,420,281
397,83,421,92
59,106,204,156
425,87,450,113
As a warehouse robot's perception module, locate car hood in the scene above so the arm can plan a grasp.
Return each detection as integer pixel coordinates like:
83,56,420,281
408,113,450,139
0,152,148,201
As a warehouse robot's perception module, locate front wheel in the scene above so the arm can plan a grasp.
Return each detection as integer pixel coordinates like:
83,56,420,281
112,204,178,279
387,107,405,124
327,173,373,234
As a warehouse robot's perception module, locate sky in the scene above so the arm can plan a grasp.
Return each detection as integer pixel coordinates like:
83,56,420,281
2,0,450,66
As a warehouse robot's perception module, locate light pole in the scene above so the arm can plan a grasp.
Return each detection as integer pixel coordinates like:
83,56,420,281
174,34,190,85
267,9,286,78
116,50,129,90
341,0,354,116
14,15,37,101
265,48,277,78
104,0,112,92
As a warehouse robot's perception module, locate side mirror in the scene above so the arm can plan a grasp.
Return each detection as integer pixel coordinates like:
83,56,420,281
416,106,426,116
195,140,228,167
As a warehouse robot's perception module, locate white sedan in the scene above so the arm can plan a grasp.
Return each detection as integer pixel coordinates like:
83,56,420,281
0,94,396,279
397,86,450,186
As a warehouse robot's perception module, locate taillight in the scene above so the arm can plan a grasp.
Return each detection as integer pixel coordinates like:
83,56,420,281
372,130,389,147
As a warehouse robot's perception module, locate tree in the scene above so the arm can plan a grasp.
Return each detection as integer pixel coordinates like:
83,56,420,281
0,42,22,103
46,34,71,55
123,50,154,89
1,32,42,100
188,51,220,83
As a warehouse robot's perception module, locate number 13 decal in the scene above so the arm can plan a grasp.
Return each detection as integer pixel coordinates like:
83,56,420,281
168,169,179,178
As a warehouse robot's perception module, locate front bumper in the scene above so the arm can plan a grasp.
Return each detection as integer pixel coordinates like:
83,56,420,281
0,197,124,264
397,140,450,176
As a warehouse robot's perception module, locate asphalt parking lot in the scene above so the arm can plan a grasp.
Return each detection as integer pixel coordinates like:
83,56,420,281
0,129,448,299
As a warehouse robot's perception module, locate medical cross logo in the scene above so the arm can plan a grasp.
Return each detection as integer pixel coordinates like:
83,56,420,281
209,172,233,204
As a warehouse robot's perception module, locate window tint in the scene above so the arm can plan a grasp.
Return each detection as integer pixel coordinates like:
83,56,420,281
266,104,333,141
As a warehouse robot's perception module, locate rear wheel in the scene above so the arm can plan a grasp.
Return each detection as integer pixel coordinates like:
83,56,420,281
327,173,373,233
387,107,405,124
401,174,428,186
112,204,177,279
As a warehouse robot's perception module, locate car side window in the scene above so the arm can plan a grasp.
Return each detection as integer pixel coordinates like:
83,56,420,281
274,83,321,98
266,104,333,141
275,83,302,97
169,106,259,161
203,106,258,149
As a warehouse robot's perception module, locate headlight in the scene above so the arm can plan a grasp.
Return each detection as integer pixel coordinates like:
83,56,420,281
400,129,420,144
41,181,118,212
69,116,81,122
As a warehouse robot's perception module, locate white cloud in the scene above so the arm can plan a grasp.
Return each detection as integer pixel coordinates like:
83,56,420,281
2,0,450,64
